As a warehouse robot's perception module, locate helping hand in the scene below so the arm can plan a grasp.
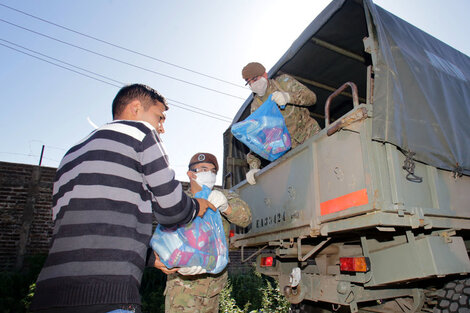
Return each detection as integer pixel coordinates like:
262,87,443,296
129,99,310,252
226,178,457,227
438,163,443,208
246,168,260,185
195,198,216,217
153,251,178,275
208,190,229,213
178,265,207,275
271,91,291,108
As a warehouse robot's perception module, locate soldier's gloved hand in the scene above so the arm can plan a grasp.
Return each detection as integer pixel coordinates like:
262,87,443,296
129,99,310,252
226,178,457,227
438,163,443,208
246,168,260,185
195,198,216,217
271,91,291,108
178,265,207,275
208,190,229,213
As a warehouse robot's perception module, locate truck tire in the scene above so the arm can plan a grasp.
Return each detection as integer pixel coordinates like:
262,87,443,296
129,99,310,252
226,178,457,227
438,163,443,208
434,278,470,312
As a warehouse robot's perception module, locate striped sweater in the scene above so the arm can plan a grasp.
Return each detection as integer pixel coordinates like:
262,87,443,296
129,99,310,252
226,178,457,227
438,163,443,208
31,120,199,311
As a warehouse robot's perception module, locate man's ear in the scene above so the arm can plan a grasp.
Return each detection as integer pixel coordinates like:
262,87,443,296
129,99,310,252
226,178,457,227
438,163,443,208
122,100,142,119
131,100,143,116
115,100,141,120
187,170,196,180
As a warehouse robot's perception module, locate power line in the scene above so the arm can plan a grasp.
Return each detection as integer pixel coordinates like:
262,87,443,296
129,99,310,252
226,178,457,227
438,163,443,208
28,140,67,153
0,18,246,100
166,98,232,120
0,2,248,90
0,41,232,123
43,145,67,151
0,38,232,119
0,42,122,88
167,102,231,123
0,38,124,86
0,151,60,163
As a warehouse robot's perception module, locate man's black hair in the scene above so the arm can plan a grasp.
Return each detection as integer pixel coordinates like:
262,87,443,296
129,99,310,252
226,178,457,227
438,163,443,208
112,84,168,119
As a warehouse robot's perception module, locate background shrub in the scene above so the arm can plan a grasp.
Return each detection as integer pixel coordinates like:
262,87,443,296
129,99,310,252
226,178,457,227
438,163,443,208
228,268,265,310
222,267,290,313
140,267,167,313
0,254,46,313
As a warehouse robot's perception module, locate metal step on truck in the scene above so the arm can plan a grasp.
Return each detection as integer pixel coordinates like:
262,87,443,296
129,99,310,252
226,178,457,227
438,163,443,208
222,0,470,312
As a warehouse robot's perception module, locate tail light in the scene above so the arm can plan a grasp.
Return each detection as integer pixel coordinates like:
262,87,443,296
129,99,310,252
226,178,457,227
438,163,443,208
340,257,370,272
229,230,234,238
260,256,275,267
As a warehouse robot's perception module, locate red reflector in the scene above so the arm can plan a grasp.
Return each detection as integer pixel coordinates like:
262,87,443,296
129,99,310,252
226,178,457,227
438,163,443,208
340,257,369,272
260,256,274,267
229,230,234,237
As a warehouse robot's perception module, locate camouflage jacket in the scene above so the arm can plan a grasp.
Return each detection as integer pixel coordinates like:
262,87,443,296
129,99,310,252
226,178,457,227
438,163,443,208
165,187,252,298
247,74,321,169
183,187,252,239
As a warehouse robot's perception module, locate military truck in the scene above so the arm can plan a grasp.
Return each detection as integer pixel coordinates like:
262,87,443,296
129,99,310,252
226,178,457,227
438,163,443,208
222,0,470,311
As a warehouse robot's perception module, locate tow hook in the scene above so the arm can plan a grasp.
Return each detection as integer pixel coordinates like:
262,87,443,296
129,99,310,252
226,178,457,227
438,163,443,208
284,284,301,297
284,267,301,296
284,267,305,304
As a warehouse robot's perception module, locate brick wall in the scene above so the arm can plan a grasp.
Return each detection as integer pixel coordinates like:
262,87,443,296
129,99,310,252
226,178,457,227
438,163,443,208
0,161,252,272
0,161,56,271
227,248,259,273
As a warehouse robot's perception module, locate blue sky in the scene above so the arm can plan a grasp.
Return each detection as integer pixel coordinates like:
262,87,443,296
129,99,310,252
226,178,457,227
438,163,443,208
1,0,469,184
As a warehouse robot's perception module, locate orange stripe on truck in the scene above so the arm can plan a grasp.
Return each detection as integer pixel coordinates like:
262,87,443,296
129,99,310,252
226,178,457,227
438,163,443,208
320,188,368,215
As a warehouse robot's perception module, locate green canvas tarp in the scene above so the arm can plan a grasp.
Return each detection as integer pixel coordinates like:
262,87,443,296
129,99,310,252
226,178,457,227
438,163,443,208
366,1,470,176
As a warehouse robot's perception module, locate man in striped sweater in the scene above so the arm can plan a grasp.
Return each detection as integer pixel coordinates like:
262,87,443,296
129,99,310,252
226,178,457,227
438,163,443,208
30,84,215,313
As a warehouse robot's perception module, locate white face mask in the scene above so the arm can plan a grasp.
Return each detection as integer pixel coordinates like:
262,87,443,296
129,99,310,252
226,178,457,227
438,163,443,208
194,171,217,190
250,77,268,97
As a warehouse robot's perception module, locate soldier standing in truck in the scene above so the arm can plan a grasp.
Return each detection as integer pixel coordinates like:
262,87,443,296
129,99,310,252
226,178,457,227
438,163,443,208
241,62,320,184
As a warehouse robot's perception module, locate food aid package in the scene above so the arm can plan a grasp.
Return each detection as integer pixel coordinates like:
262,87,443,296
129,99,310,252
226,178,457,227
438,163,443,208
231,95,291,161
150,186,228,274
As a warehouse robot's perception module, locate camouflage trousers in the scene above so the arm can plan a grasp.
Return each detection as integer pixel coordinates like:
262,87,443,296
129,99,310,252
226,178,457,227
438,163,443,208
164,270,228,313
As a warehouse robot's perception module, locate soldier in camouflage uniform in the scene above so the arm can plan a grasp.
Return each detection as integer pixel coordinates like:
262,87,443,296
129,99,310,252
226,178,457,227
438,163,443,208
242,62,321,184
154,152,251,313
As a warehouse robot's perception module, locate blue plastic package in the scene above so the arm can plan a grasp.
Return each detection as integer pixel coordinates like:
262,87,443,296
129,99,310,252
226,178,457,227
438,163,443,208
231,95,291,161
150,186,229,274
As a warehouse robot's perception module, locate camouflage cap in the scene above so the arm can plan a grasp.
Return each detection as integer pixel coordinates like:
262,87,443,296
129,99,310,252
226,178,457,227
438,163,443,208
188,152,219,172
242,62,266,80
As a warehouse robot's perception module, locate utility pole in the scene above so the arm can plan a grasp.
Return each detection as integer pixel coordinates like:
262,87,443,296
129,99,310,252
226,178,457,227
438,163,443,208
38,145,45,166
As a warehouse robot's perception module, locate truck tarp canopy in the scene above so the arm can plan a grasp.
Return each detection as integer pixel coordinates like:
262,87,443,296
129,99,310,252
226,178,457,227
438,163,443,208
365,0,470,176
232,0,470,176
